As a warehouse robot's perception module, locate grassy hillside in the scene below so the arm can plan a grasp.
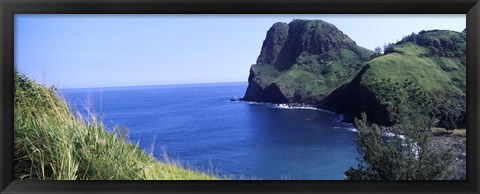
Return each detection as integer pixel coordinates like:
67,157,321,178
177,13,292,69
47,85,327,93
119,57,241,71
324,30,466,128
14,72,217,180
363,30,465,127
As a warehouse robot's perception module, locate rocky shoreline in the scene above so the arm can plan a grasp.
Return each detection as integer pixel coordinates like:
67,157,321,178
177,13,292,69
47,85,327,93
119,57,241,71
431,130,466,180
380,127,466,180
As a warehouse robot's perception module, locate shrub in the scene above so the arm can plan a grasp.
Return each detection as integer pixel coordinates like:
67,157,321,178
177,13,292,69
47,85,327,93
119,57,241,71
344,78,455,180
345,112,455,180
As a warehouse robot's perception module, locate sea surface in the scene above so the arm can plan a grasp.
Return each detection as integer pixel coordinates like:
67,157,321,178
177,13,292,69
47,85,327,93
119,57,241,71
61,82,360,180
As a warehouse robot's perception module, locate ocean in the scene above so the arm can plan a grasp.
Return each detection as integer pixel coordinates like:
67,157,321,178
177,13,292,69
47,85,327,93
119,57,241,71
61,82,360,180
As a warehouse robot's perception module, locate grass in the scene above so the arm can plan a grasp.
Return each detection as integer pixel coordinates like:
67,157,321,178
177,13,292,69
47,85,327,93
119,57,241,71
358,30,466,129
432,128,466,137
14,72,218,180
452,129,467,136
250,63,280,88
256,48,371,103
364,52,455,92
363,31,465,93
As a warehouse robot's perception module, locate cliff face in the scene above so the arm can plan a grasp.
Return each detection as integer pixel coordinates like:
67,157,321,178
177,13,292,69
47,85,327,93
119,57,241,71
272,20,360,71
244,19,373,104
244,20,466,128
256,22,289,65
319,65,393,125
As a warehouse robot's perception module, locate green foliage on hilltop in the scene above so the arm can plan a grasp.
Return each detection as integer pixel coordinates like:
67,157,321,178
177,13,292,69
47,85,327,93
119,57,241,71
14,72,217,180
359,30,466,129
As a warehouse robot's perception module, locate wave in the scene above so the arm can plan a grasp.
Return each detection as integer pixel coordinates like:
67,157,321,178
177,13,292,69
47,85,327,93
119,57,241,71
273,103,317,110
333,121,357,132
243,101,268,105
383,131,406,140
344,127,407,139
271,103,338,116
237,99,358,132
345,127,358,132
333,126,357,132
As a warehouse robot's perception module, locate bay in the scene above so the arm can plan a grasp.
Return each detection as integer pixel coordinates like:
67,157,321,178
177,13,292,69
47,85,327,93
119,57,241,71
61,82,359,180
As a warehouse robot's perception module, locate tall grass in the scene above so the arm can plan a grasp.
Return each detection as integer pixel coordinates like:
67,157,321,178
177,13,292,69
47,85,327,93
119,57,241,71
14,72,217,180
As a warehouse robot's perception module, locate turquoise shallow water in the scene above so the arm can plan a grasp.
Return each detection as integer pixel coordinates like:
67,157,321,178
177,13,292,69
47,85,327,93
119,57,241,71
61,82,360,180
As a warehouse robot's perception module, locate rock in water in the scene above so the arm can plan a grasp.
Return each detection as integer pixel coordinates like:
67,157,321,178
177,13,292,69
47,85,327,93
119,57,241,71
243,19,373,104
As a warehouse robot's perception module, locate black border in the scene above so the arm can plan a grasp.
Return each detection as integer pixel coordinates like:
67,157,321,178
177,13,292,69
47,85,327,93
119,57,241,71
1,0,479,193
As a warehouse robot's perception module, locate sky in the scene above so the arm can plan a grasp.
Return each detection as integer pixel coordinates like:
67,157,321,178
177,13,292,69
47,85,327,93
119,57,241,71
15,14,466,89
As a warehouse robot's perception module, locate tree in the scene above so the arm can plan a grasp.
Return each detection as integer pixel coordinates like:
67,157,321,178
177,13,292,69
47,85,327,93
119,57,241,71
344,81,455,180
374,46,383,55
345,113,455,180
383,43,395,54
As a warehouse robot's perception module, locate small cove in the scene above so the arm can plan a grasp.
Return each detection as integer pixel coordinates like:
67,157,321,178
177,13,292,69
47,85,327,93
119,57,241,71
61,82,360,180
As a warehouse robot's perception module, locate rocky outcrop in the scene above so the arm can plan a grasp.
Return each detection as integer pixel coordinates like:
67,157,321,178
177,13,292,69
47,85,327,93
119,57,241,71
273,20,359,71
256,22,289,65
243,19,373,104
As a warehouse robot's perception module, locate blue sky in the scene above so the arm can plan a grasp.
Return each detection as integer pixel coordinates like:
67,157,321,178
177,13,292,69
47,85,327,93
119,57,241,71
15,14,465,89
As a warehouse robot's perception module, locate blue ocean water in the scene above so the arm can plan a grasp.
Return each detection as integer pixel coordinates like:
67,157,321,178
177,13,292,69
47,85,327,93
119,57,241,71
61,82,360,180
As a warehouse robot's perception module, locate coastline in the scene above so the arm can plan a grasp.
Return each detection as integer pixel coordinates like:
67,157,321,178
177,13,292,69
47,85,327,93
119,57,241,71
234,98,338,114
238,99,466,180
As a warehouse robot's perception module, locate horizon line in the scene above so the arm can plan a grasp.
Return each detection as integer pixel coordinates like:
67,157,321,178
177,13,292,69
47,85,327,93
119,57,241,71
59,81,248,90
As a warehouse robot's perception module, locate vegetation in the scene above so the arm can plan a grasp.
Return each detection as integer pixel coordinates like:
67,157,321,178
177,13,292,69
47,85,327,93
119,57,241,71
305,29,465,180
360,30,466,129
345,57,458,179
251,47,372,104
250,63,280,88
247,21,466,131
246,22,465,180
14,72,217,180
432,128,466,137
245,19,374,103
345,113,455,180
383,43,395,54
373,46,383,57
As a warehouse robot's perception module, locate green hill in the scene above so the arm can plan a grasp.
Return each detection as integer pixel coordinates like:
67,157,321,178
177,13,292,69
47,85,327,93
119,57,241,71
321,30,466,128
14,72,217,180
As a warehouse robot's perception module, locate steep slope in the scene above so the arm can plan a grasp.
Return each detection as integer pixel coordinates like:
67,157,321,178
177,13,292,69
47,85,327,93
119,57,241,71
243,19,373,104
322,30,466,128
14,72,217,180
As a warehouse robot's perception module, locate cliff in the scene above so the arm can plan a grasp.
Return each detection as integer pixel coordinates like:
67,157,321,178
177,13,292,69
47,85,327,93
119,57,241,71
244,20,466,128
243,19,373,104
